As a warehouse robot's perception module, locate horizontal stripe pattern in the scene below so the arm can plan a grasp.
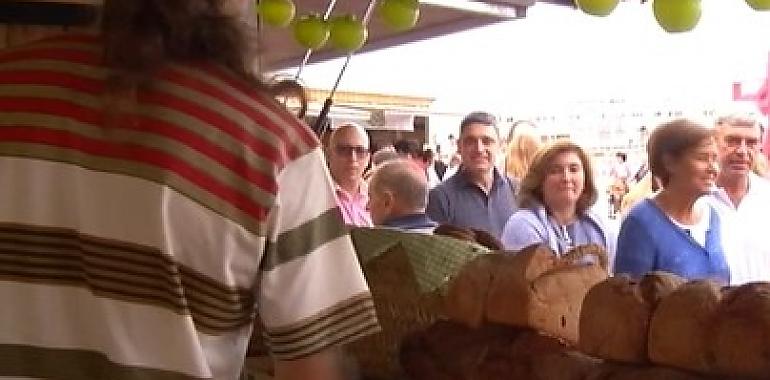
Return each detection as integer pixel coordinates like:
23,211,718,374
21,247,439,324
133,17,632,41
262,207,348,271
0,39,315,161
189,62,318,150
0,344,209,380
0,127,271,232
0,223,255,335
265,293,381,360
0,35,376,377
0,37,319,230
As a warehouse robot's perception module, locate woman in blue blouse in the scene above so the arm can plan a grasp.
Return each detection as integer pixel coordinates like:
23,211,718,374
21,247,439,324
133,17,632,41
614,119,729,283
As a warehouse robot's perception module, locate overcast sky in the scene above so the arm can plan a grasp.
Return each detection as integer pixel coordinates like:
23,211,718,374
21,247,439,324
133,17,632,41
286,0,770,116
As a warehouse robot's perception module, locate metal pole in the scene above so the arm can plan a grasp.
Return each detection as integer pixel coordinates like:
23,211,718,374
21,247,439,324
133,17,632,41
294,0,339,80
312,0,379,135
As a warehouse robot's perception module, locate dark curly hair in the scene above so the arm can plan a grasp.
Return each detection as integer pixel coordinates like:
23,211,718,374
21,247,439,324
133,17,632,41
101,0,306,116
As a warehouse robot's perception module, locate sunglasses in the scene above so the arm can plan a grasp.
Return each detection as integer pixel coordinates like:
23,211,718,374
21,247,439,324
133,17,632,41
334,145,370,156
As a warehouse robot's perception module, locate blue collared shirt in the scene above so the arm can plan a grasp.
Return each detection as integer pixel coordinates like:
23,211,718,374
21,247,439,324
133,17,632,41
381,213,438,234
426,168,518,239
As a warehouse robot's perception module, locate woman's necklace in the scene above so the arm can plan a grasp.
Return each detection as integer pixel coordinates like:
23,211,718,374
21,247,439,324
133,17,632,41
549,216,574,254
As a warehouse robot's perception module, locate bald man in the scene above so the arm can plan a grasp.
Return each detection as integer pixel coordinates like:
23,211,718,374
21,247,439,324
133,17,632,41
368,160,437,233
326,123,373,227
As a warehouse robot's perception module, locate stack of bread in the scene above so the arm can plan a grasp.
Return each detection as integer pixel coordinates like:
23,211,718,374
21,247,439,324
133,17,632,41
400,244,610,379
400,243,770,380
581,275,770,379
444,244,608,344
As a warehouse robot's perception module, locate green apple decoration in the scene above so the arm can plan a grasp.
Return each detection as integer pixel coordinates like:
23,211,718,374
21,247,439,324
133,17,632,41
257,0,295,27
653,0,701,33
329,15,368,52
575,0,619,17
746,0,770,10
379,0,421,31
293,14,329,49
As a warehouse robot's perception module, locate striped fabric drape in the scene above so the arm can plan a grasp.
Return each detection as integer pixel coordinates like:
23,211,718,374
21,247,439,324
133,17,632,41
0,24,90,49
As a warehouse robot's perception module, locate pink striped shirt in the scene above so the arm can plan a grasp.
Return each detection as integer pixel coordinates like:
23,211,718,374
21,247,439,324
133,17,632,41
335,184,373,227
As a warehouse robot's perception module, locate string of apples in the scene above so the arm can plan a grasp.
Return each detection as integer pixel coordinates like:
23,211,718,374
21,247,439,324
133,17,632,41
575,0,769,33
256,0,420,52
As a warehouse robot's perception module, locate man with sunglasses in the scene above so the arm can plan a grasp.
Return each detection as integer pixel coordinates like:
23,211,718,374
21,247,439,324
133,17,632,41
327,123,374,227
708,114,770,284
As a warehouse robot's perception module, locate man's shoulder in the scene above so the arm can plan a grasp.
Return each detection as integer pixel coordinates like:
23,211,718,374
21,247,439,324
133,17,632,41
749,174,770,195
624,199,658,223
432,172,466,194
507,207,542,227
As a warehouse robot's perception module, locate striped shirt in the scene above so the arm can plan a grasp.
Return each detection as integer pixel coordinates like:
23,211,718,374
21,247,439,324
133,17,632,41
0,34,379,380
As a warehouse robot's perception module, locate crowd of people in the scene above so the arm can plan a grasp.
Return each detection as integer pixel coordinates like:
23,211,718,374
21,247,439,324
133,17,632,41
332,110,770,289
1,1,769,379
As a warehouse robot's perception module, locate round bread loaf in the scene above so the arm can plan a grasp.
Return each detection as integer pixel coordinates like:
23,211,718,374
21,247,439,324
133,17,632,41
579,271,685,363
486,244,608,345
591,363,706,380
711,282,770,378
648,280,721,374
444,253,502,328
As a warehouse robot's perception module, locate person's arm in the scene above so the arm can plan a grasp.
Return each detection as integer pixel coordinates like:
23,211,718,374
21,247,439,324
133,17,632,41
426,186,451,224
613,215,656,277
274,348,348,380
260,147,379,377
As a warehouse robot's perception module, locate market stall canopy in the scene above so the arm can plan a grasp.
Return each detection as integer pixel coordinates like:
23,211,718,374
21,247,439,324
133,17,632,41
262,0,574,71
0,0,575,70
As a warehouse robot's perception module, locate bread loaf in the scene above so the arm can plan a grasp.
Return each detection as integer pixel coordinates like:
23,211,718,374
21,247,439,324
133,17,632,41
712,282,770,378
589,364,706,380
444,253,502,328
579,271,685,363
648,280,722,374
486,244,608,344
527,350,600,380
563,243,610,272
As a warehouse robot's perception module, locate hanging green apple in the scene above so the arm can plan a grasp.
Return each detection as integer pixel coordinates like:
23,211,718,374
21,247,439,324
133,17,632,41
293,14,329,49
653,0,701,33
746,0,770,10
329,15,368,52
575,0,619,17
379,0,421,31
257,0,295,27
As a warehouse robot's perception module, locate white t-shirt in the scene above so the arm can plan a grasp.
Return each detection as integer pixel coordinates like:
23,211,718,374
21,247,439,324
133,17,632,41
668,208,710,248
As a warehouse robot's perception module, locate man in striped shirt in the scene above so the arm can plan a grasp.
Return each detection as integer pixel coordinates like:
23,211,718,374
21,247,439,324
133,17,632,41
0,1,379,379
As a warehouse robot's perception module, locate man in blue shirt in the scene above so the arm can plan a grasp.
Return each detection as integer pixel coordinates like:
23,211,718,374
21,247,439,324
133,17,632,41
368,159,438,233
427,111,518,238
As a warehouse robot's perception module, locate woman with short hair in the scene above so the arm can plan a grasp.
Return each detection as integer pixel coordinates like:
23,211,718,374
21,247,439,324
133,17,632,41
501,140,614,260
614,119,729,283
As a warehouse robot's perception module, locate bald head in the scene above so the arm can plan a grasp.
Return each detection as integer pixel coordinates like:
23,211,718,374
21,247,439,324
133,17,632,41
328,123,370,149
368,159,428,224
326,123,371,192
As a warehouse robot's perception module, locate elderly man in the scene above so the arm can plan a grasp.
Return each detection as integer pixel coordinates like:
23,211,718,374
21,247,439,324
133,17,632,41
427,111,518,238
327,123,373,227
368,160,437,233
708,114,770,284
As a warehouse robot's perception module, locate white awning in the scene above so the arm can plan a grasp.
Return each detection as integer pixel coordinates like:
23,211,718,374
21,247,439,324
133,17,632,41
260,0,573,70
